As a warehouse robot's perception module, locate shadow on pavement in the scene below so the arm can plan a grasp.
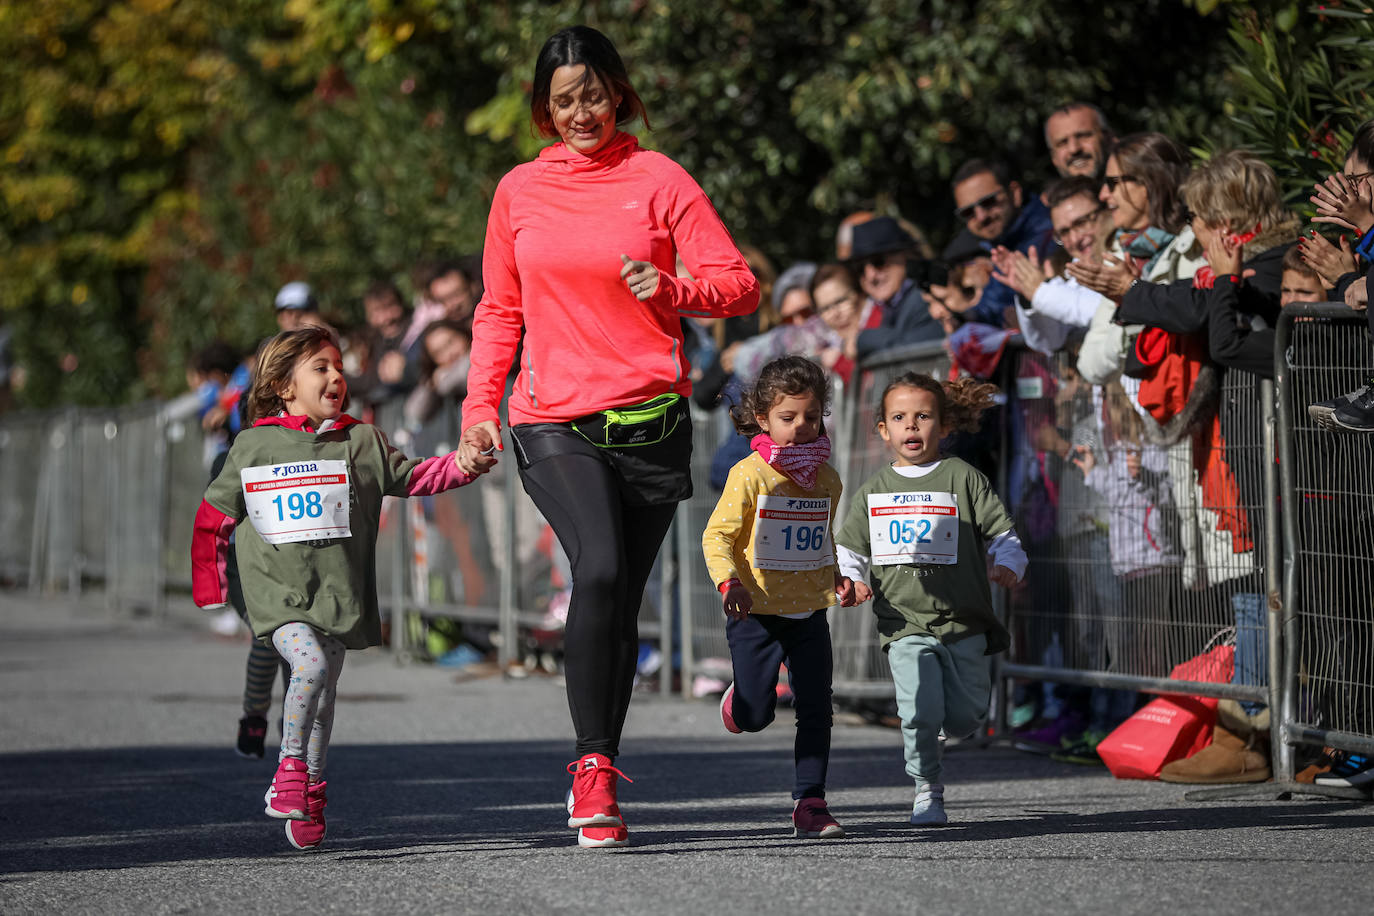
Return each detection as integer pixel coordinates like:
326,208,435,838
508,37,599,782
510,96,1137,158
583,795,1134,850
5,738,1364,872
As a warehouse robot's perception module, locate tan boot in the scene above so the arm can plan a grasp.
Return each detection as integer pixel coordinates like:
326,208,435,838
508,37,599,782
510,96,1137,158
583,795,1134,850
1158,724,1272,784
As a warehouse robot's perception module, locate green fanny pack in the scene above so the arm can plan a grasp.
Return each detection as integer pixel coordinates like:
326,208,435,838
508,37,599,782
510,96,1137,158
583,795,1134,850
571,393,684,448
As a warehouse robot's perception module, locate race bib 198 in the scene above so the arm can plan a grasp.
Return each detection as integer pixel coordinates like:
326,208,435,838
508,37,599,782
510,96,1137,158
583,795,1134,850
752,494,832,571
241,460,351,545
867,490,959,566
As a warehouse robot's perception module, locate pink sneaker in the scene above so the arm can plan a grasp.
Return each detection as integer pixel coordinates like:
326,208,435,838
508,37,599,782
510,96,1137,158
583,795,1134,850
719,683,743,734
792,797,845,839
285,780,328,849
565,753,631,828
566,789,629,848
264,757,310,820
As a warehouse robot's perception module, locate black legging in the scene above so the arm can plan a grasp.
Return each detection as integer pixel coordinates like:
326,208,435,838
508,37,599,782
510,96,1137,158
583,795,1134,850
519,452,677,758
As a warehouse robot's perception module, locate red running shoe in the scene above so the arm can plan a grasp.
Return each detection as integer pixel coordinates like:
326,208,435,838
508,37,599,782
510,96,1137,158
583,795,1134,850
792,797,845,839
565,753,632,828
264,757,310,820
566,789,629,848
285,780,328,850
719,683,743,734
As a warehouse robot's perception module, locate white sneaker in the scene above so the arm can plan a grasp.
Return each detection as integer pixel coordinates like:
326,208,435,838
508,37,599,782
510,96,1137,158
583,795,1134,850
210,608,242,637
910,783,947,826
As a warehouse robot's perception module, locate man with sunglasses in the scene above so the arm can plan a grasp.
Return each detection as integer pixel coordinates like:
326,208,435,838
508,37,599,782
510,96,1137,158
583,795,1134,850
844,216,943,359
944,159,1055,327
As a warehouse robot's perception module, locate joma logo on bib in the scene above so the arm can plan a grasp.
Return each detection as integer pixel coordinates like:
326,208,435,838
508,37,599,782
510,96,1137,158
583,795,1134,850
784,498,828,510
273,463,319,476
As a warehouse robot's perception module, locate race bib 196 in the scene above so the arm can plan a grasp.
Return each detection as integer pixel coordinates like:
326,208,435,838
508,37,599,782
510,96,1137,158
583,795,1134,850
241,460,351,545
867,491,959,566
752,494,832,571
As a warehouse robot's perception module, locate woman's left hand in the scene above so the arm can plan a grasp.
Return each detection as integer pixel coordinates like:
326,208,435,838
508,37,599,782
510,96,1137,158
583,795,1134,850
621,254,660,301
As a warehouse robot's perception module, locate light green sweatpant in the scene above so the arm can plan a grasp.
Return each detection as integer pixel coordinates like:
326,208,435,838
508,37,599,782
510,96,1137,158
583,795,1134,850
887,632,991,785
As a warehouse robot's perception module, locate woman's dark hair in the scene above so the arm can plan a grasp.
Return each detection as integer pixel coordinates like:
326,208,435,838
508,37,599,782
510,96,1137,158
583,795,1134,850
1349,118,1374,169
875,372,999,437
417,319,472,380
1108,132,1191,234
530,26,650,138
731,356,831,438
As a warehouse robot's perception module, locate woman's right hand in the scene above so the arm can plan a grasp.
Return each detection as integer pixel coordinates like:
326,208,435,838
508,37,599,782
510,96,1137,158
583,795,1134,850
457,420,503,474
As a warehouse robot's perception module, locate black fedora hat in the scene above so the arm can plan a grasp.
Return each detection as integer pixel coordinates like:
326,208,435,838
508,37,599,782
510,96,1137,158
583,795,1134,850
847,217,915,263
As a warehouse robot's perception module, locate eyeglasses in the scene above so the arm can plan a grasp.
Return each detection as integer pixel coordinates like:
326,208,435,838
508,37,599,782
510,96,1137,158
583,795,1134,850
954,189,1007,222
1053,206,1106,243
817,291,859,315
1101,174,1138,192
782,306,815,324
859,253,901,270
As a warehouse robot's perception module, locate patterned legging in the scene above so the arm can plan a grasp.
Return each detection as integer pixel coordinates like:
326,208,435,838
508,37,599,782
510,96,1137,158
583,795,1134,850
272,623,346,778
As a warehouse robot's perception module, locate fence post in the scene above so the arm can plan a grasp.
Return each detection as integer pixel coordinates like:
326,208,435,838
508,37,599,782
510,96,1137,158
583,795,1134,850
497,449,518,673
676,502,695,700
659,517,676,698
1259,377,1292,781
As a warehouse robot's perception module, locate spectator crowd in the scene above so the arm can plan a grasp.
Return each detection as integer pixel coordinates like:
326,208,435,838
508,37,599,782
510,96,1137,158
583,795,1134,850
184,103,1374,789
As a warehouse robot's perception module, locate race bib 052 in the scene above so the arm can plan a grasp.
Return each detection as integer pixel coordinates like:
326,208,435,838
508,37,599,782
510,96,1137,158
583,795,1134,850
867,490,959,566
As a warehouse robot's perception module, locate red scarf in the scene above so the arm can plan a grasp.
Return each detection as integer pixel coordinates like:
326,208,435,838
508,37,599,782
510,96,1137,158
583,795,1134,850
751,434,831,490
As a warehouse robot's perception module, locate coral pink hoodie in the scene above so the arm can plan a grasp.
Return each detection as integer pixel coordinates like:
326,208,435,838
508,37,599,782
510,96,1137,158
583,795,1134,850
462,132,759,428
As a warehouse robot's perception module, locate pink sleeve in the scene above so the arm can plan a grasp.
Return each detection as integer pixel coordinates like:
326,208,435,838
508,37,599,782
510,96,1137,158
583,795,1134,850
405,452,477,496
462,174,525,431
191,500,237,608
651,161,760,320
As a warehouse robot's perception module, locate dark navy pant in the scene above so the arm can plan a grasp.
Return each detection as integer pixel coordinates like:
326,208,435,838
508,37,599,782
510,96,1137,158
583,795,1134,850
725,609,833,800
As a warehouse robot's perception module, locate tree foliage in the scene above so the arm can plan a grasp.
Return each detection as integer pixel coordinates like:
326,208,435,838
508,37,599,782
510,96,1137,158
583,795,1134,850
2,0,1323,407
1205,3,1374,211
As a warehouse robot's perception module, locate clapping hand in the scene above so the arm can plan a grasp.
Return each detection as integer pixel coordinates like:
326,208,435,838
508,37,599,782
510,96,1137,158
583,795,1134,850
1065,254,1137,302
991,245,1053,301
1311,171,1374,235
1298,231,1358,289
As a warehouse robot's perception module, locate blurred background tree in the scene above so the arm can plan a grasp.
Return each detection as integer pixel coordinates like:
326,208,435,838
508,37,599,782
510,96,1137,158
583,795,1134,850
0,0,1367,407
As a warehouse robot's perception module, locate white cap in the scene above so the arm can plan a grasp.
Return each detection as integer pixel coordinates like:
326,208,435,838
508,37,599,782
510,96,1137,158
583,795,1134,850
274,282,318,311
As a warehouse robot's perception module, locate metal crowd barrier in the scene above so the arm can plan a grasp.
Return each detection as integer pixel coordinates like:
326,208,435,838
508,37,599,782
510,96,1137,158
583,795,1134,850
1275,304,1374,765
4,306,1373,782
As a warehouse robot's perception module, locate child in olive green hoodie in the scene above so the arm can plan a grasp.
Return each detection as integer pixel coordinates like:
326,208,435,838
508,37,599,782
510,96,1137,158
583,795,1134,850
192,327,485,849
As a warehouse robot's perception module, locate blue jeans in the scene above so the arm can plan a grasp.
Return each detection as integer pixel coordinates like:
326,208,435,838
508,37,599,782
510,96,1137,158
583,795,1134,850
1231,592,1268,716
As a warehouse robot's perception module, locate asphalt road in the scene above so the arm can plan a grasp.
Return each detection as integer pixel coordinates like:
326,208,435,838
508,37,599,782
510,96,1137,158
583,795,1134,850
2,591,1372,915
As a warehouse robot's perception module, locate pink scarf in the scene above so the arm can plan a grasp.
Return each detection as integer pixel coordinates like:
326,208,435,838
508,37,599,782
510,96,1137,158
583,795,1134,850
751,434,831,490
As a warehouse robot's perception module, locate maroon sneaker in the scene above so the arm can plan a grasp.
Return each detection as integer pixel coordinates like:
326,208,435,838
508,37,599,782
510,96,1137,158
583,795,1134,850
720,683,743,734
264,757,310,820
792,797,845,839
285,780,328,850
565,753,632,828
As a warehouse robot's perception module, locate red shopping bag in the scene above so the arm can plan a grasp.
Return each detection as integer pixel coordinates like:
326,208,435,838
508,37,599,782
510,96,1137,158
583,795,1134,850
1096,644,1235,780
